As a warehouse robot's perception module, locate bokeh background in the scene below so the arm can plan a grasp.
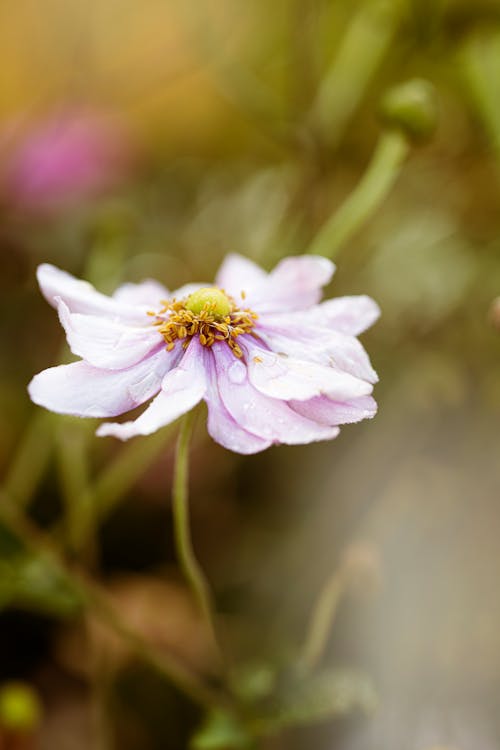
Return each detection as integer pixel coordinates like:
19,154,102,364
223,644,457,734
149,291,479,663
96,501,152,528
1,0,500,748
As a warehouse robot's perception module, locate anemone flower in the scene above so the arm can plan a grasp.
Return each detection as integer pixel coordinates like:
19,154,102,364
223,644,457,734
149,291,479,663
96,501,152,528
28,255,379,454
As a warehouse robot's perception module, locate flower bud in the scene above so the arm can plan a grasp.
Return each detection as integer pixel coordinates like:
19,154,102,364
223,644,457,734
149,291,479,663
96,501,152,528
379,78,438,142
185,288,232,318
0,682,42,734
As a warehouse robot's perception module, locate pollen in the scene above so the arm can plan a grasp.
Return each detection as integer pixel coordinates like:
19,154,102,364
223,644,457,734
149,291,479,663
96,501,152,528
152,287,258,358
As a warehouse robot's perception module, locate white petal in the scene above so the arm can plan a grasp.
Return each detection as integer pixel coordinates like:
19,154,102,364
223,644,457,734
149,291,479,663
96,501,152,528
318,295,380,335
255,320,378,383
37,264,148,322
290,395,377,425
97,339,206,440
57,299,163,370
113,279,169,306
243,339,372,402
171,282,207,300
203,348,272,454
213,345,339,445
28,347,171,418
249,256,335,313
215,254,267,297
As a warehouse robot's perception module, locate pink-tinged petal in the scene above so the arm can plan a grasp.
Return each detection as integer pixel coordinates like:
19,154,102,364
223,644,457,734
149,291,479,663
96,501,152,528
37,264,148,322
57,299,163,370
172,282,207,300
202,349,272,454
242,338,372,402
215,254,267,298
28,347,171,418
212,345,340,445
97,339,206,440
290,395,377,425
317,295,380,335
246,256,335,313
112,279,169,306
255,319,378,383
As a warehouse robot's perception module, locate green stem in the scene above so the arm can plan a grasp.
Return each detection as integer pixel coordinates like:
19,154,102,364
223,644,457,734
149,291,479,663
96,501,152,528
3,412,54,510
459,33,500,157
172,411,221,661
55,421,94,557
311,0,403,148
299,569,345,671
308,129,410,260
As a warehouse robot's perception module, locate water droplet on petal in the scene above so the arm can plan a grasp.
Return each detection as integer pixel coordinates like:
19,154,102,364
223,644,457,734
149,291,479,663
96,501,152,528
228,360,246,384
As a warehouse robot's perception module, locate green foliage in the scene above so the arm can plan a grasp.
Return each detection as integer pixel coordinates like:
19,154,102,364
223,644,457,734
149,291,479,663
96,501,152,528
0,523,84,617
190,710,255,750
251,667,377,735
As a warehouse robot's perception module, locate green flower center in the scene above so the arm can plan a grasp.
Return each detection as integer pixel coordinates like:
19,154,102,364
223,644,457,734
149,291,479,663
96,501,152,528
185,287,232,319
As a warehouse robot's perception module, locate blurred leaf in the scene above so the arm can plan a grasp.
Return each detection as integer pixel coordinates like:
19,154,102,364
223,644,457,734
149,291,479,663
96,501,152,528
0,521,24,558
253,667,377,734
190,709,255,750
0,551,84,618
228,662,276,704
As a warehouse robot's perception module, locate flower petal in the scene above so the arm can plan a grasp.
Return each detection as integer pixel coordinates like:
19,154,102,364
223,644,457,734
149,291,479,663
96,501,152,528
263,255,335,309
213,345,340,445
97,338,206,440
216,254,335,312
28,347,171,418
290,394,377,425
112,279,169,306
317,295,380,335
242,338,372,402
172,282,207,300
57,299,163,370
255,319,378,383
215,253,267,297
202,348,273,454
37,264,148,322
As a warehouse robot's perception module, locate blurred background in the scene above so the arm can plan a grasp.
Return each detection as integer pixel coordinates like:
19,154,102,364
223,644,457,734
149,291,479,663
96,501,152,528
1,0,500,748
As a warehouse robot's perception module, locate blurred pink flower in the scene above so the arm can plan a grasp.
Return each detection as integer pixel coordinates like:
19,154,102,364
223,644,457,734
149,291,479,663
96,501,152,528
0,110,132,214
28,255,379,454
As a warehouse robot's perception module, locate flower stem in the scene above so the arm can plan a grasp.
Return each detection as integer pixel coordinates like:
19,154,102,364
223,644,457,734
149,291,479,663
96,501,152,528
307,129,410,260
299,568,345,671
172,411,222,663
311,0,403,148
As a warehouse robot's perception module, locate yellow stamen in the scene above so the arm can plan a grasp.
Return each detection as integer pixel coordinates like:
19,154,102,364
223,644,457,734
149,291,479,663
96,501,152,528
152,288,257,359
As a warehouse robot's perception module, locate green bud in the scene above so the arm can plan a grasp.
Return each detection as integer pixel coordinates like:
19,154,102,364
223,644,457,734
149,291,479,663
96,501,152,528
185,287,232,318
0,682,42,733
379,78,438,141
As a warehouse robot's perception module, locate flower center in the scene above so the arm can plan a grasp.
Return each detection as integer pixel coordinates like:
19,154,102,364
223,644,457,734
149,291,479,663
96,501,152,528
185,287,232,318
150,287,257,358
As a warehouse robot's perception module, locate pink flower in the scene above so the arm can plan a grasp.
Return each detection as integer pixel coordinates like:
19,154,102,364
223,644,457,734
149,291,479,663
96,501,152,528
0,110,132,214
28,255,380,454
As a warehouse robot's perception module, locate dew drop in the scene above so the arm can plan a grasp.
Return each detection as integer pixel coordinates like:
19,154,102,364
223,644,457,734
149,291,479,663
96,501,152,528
228,360,246,384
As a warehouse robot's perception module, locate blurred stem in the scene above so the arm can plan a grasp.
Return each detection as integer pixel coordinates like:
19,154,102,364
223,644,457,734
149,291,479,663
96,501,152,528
299,569,345,671
459,33,500,158
310,0,403,148
55,421,95,558
92,426,175,525
0,490,225,710
308,129,410,259
172,411,222,665
3,412,54,510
